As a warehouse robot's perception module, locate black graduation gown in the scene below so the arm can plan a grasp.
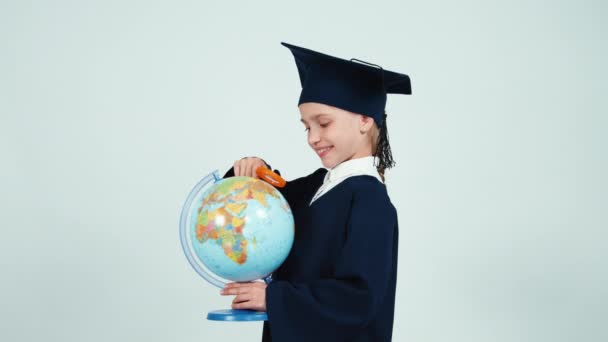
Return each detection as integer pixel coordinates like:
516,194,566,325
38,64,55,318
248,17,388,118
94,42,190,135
223,165,399,342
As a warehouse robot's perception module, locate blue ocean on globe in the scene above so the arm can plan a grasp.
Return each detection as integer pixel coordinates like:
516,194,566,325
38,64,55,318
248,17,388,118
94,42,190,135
186,176,294,283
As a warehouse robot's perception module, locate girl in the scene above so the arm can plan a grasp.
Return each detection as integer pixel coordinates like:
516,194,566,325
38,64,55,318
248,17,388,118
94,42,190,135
221,42,411,342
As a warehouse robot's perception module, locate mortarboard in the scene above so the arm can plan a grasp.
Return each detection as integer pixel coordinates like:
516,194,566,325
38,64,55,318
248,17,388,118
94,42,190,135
281,42,411,127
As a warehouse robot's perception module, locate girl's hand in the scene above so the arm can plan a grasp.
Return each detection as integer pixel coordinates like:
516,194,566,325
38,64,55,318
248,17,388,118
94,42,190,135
220,281,267,311
233,157,267,178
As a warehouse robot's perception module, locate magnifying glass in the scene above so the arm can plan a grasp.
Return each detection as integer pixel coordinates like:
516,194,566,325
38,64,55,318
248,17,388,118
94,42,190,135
255,165,286,188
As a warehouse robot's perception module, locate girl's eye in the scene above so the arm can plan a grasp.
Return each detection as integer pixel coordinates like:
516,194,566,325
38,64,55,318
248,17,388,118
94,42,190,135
320,123,330,128
304,127,310,132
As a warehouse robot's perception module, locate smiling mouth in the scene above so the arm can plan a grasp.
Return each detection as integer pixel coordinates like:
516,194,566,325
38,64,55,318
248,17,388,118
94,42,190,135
316,146,333,157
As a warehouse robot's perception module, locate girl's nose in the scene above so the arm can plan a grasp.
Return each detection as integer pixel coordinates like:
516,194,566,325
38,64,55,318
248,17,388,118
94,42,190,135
307,128,320,146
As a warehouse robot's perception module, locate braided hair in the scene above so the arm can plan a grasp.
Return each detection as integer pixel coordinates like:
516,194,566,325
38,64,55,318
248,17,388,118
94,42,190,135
373,112,395,182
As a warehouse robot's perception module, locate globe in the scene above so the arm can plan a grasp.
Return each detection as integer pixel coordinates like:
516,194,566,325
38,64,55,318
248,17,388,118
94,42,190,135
179,170,294,321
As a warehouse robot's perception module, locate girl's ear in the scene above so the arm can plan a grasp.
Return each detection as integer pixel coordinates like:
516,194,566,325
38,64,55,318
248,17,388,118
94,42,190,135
359,115,375,133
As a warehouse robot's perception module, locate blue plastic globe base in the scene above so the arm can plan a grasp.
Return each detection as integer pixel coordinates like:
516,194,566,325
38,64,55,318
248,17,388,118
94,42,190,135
207,309,268,321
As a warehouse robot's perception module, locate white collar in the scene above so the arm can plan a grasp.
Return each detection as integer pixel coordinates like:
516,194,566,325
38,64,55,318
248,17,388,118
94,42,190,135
324,156,383,184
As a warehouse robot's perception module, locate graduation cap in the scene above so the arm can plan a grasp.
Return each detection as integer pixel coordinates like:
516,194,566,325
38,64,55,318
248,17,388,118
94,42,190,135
281,42,411,127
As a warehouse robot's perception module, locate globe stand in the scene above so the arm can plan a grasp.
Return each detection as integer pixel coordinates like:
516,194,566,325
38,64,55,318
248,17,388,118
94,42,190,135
207,309,268,321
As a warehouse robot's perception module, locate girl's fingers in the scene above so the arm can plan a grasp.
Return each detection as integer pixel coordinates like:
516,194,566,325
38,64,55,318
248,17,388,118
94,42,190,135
223,282,242,289
232,157,266,178
245,161,253,177
232,293,252,303
231,298,255,309
221,282,265,295
235,159,251,177
232,301,254,310
224,281,263,288
221,286,249,296
244,160,251,176
232,299,264,311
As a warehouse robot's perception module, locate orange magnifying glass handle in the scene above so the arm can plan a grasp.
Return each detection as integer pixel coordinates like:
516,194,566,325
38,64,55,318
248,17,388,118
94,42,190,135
256,165,287,188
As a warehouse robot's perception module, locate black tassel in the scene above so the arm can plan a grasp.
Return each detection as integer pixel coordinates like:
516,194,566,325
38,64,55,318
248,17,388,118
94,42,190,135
374,112,395,179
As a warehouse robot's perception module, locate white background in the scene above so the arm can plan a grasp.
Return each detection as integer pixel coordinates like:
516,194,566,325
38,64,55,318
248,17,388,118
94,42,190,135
1,1,606,341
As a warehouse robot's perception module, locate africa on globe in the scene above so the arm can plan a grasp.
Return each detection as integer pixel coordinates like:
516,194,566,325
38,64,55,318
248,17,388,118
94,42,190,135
180,170,294,289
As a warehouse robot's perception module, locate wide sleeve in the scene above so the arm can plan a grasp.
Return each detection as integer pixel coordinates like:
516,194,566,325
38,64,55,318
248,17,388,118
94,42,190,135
264,183,398,341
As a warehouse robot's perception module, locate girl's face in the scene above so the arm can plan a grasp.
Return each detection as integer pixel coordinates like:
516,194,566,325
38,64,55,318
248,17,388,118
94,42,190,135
299,102,375,169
